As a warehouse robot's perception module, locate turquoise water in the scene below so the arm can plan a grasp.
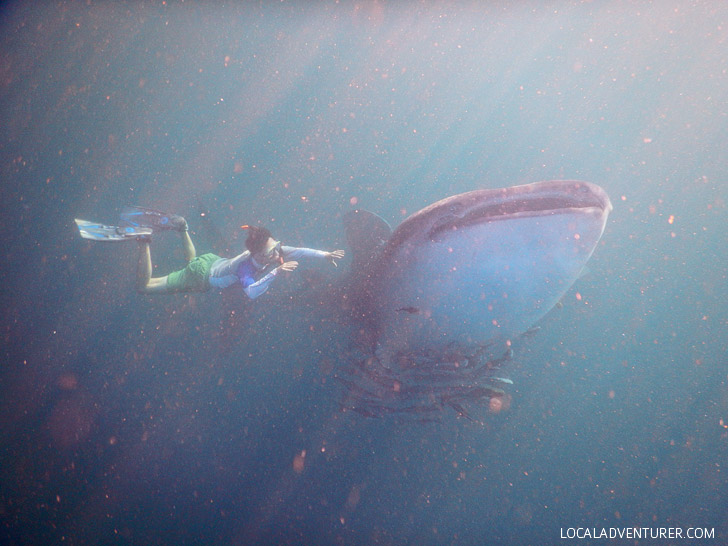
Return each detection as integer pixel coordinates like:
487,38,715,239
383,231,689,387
1,2,726,544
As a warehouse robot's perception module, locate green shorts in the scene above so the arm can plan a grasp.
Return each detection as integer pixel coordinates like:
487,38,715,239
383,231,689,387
165,253,221,294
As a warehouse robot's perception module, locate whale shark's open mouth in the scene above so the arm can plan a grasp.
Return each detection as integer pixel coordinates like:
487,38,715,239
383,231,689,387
386,180,612,249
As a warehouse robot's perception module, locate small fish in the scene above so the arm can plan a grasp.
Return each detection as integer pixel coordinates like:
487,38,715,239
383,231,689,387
397,306,420,314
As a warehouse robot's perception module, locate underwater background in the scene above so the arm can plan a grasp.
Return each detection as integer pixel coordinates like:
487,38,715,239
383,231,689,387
1,1,726,545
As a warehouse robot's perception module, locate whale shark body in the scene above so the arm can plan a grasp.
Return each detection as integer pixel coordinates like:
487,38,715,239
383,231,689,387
339,180,612,419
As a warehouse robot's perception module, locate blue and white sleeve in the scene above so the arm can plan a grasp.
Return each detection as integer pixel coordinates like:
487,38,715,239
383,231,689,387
242,268,279,300
281,246,328,260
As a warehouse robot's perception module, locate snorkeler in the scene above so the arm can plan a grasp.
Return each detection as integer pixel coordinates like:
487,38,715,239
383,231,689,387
76,206,345,299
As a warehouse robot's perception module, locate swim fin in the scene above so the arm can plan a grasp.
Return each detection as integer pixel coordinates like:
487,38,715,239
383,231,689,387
75,219,152,242
120,206,187,231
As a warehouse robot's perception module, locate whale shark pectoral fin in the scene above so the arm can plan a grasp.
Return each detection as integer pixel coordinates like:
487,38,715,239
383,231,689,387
343,209,392,270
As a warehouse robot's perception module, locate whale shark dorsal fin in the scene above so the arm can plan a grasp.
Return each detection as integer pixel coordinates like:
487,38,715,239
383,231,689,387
343,209,392,270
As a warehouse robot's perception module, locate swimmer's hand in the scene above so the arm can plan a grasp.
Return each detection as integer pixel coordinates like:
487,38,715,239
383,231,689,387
325,249,345,267
278,261,298,273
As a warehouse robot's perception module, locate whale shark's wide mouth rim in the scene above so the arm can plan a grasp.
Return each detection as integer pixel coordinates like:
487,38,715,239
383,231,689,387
383,180,612,250
424,180,612,240
463,180,610,216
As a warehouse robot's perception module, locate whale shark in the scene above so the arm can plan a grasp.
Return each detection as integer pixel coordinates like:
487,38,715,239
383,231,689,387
338,180,612,419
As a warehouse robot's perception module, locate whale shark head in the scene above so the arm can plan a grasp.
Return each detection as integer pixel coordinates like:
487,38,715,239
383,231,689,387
339,180,612,417
351,180,612,364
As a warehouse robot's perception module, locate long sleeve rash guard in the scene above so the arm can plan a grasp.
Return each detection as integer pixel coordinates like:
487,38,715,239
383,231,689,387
208,246,328,299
